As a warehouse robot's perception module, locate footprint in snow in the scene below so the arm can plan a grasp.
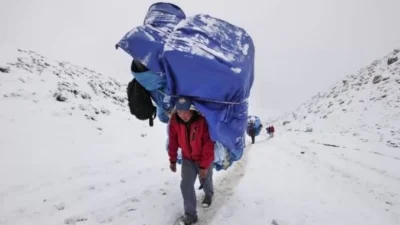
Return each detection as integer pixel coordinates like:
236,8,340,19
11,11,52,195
125,206,137,212
143,190,152,196
55,202,66,211
127,197,140,203
96,216,114,224
64,216,88,225
254,199,263,205
271,219,290,225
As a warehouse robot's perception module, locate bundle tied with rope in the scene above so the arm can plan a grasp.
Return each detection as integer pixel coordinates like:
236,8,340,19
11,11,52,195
116,2,255,170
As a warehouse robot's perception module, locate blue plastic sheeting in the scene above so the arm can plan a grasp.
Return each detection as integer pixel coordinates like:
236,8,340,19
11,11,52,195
156,105,170,123
246,115,262,136
163,14,254,103
116,3,255,170
116,2,186,74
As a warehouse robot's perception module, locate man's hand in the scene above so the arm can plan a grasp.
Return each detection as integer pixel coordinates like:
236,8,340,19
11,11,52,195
170,163,176,172
199,168,208,179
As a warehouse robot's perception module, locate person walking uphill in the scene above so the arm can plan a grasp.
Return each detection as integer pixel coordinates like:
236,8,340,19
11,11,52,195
168,97,215,225
247,121,256,144
266,125,275,138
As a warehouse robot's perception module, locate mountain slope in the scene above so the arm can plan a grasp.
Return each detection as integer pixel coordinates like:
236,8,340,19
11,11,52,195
0,49,126,120
0,49,167,225
280,48,400,147
271,48,400,224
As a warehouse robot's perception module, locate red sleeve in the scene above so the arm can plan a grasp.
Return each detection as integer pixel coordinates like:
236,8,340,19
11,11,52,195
168,116,179,164
200,118,215,169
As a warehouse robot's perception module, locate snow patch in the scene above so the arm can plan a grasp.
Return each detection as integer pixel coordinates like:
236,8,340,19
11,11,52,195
140,52,152,66
242,44,249,55
231,67,241,74
141,29,156,42
164,14,251,64
126,27,139,39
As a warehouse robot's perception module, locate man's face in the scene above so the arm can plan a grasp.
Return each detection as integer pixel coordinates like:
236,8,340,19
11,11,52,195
177,110,193,122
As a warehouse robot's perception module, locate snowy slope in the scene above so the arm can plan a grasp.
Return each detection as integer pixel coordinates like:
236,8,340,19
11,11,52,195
270,48,400,223
1,49,400,225
0,49,169,224
280,48,400,148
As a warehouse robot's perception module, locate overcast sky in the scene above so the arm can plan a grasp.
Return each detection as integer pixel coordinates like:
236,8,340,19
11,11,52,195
1,0,399,118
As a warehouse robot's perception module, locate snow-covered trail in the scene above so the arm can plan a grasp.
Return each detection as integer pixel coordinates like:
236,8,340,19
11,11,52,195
194,141,251,225
0,141,251,225
1,119,399,225
206,132,400,225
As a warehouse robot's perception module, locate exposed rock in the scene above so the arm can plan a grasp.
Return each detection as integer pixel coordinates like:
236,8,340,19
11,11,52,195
387,56,398,65
372,75,382,84
55,94,67,102
0,66,10,73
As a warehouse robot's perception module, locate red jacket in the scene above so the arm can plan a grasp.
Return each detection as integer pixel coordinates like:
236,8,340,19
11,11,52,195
168,112,214,169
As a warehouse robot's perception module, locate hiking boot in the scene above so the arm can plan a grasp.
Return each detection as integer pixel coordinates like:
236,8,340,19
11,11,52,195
201,195,212,208
179,214,198,225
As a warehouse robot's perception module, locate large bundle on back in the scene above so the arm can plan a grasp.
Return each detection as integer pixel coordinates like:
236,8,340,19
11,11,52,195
246,115,262,136
162,14,255,167
116,3,255,170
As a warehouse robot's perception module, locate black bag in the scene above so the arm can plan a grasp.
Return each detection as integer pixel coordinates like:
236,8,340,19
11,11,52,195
126,78,156,127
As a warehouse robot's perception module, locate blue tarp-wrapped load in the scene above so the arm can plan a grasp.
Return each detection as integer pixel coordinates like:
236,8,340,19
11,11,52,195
116,2,255,171
246,115,262,136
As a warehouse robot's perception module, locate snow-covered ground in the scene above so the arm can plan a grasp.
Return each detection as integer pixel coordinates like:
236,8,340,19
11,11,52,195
1,49,400,225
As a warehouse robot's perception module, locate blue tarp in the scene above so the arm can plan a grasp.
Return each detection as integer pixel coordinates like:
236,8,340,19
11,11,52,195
116,2,255,170
116,2,186,74
246,115,262,136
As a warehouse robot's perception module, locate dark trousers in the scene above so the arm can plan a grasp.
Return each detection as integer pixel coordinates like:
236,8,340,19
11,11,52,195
180,159,214,217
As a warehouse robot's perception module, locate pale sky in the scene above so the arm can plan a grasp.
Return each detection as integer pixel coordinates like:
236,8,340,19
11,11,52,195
1,0,399,118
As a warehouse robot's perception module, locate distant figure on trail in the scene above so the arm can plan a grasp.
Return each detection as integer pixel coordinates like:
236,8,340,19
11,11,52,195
246,116,263,144
266,125,275,138
247,121,256,144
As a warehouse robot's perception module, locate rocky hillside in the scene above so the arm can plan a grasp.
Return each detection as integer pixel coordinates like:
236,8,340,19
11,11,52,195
0,49,128,124
280,49,400,149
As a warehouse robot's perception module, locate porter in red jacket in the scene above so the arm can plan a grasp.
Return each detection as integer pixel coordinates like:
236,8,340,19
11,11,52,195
168,111,214,169
168,97,214,224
